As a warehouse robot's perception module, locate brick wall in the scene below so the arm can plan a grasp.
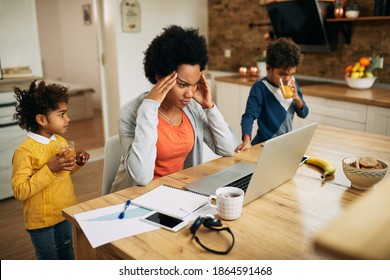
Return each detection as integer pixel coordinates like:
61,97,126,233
208,0,389,83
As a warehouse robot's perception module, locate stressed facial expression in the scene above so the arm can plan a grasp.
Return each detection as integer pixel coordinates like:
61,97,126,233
165,64,201,108
267,66,297,86
40,102,70,137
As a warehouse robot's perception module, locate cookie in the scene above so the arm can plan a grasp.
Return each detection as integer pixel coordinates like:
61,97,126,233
359,156,378,168
350,160,360,168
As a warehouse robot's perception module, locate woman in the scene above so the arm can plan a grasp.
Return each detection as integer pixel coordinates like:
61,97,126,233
110,25,236,192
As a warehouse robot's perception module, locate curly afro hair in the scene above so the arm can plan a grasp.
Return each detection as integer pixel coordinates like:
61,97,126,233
266,37,301,70
143,25,208,84
13,80,69,132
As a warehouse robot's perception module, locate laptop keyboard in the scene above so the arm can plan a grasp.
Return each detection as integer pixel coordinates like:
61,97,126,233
224,173,253,192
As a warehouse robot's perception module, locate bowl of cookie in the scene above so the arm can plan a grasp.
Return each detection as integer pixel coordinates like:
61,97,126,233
342,156,387,190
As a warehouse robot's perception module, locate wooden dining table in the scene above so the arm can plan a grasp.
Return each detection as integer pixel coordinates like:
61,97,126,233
62,124,390,260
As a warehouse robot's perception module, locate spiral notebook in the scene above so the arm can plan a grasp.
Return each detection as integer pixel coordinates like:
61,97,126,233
131,184,209,219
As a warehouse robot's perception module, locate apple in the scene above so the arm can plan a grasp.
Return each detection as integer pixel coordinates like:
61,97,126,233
365,71,374,78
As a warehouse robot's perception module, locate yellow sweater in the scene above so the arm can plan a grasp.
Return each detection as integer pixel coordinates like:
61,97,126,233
12,134,78,230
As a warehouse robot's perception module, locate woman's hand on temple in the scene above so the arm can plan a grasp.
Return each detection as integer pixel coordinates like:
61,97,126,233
193,73,214,109
146,72,177,104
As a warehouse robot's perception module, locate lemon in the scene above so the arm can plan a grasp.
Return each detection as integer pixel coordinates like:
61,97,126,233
352,62,360,72
351,72,360,78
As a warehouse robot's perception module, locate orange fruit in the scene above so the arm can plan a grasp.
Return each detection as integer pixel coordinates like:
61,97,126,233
345,65,353,73
359,57,370,67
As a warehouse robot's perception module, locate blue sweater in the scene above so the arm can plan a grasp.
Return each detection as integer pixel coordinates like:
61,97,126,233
241,79,309,144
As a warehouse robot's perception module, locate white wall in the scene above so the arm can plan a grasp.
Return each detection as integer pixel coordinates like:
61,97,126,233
36,0,102,109
0,0,42,76
99,0,208,137
113,0,208,106
35,0,64,80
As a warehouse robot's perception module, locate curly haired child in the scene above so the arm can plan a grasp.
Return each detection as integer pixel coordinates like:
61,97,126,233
12,80,90,259
235,37,309,152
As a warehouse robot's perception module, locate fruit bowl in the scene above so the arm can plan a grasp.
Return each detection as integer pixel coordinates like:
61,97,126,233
342,157,387,190
345,77,376,89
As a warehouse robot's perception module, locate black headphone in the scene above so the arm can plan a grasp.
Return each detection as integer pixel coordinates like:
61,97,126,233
189,215,235,255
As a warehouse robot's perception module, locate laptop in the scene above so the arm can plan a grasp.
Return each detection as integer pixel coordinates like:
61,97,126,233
185,122,318,205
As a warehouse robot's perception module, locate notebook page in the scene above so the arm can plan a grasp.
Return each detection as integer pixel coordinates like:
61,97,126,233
131,184,209,219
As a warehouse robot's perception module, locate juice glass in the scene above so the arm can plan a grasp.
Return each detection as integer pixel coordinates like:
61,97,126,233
279,78,294,99
57,141,75,158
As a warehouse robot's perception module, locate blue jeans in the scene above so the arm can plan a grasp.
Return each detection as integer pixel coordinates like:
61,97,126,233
27,220,74,260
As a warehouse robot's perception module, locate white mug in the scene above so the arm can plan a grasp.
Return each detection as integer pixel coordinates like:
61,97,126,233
208,187,245,220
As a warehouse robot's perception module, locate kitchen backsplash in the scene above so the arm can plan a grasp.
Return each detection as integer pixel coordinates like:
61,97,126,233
208,0,389,83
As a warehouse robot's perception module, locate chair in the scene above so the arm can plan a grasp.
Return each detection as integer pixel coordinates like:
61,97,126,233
101,135,121,195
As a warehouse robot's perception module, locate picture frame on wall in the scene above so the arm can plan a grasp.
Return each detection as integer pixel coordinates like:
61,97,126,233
121,0,141,32
82,4,92,25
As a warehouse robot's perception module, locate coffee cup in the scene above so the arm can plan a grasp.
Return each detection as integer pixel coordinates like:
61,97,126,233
208,187,245,220
279,77,294,99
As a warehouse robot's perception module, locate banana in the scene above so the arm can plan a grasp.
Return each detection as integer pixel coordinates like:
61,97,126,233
305,157,336,179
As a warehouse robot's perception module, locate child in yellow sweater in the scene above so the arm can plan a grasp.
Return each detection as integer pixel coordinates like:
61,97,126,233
12,80,90,260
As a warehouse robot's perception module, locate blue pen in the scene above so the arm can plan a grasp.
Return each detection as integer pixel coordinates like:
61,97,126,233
119,200,131,219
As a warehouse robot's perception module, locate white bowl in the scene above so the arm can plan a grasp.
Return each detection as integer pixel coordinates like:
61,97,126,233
345,77,376,89
345,10,359,18
342,157,387,190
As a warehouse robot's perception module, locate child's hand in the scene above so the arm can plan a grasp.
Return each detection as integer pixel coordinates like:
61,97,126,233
290,79,305,108
47,151,76,173
235,141,252,153
76,150,90,166
235,134,252,153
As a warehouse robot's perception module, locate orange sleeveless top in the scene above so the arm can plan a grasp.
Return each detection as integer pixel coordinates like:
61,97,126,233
154,111,194,179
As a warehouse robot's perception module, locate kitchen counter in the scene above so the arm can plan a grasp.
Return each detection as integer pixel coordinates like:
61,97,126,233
302,84,390,108
215,75,390,136
215,75,260,87
215,75,390,108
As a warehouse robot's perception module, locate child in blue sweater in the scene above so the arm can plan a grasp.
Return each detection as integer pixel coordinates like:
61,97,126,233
235,37,309,152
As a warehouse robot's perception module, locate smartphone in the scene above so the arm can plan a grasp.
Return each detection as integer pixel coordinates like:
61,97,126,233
141,211,188,232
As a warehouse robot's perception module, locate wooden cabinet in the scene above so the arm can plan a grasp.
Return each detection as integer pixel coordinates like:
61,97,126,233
215,81,255,137
302,95,367,131
302,96,390,135
0,92,26,200
366,105,390,136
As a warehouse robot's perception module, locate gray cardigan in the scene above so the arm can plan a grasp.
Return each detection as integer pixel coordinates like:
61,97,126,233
110,92,237,192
